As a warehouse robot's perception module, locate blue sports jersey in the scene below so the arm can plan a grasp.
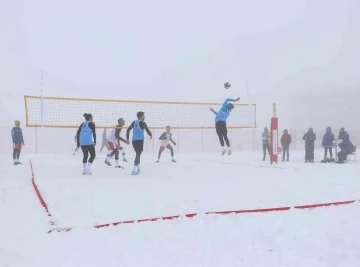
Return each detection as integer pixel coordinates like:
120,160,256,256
80,121,93,146
132,120,144,141
215,98,232,122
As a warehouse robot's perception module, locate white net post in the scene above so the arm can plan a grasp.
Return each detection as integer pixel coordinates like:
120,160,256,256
40,70,44,127
246,82,255,151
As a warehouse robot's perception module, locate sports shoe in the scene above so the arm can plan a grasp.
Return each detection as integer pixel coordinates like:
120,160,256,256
132,171,139,175
228,150,232,156
222,150,227,156
171,159,176,162
123,158,128,162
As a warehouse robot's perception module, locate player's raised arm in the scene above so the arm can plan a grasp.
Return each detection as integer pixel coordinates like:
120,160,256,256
223,97,240,105
126,121,135,140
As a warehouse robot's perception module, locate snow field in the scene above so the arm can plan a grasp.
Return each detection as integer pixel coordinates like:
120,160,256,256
1,150,360,267
30,150,360,228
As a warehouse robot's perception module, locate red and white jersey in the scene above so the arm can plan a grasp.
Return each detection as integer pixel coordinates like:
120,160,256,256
107,129,117,144
160,132,172,146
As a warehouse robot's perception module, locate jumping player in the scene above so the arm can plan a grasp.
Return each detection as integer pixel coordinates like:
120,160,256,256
156,126,176,163
209,97,240,155
126,111,152,175
104,118,129,168
76,113,96,175
11,120,24,165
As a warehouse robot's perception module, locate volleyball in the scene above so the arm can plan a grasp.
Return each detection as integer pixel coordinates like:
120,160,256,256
224,82,231,89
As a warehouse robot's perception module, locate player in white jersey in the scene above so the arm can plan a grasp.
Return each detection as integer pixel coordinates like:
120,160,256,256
100,128,109,154
156,126,176,163
104,118,129,168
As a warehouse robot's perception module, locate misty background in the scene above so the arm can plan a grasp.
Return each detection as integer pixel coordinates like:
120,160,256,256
1,0,360,153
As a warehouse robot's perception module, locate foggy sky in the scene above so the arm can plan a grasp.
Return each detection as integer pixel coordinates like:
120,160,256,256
1,0,359,129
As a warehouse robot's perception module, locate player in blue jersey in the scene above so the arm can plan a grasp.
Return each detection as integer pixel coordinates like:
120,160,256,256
209,97,240,155
76,113,97,175
126,111,152,175
11,120,25,165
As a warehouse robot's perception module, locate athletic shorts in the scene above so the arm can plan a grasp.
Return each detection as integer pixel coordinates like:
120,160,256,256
107,141,122,150
132,140,144,152
215,121,227,135
14,144,22,151
160,144,172,151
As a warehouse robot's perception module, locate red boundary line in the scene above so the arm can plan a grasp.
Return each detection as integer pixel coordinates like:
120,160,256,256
48,200,359,234
29,160,359,234
30,159,55,225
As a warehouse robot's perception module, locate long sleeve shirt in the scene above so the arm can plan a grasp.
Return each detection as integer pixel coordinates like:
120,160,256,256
11,127,24,144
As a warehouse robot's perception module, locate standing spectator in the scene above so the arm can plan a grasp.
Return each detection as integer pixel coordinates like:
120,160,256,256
262,127,270,161
303,128,316,163
280,129,291,162
11,120,25,165
338,127,349,141
321,127,335,162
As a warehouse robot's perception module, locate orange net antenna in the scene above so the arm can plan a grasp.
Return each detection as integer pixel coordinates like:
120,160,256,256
24,95,257,129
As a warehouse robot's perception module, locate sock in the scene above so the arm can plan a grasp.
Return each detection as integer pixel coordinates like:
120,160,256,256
228,146,231,150
122,153,125,159
222,146,225,151
16,159,19,163
133,165,138,172
87,162,92,171
83,163,87,170
115,160,119,166
138,164,140,170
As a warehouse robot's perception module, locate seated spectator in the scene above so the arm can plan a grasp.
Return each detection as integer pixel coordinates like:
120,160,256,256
337,130,353,164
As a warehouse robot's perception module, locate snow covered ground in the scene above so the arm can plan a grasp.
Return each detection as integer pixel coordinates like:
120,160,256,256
1,150,360,267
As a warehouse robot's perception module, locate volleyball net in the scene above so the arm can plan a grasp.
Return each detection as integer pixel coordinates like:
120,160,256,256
24,95,256,129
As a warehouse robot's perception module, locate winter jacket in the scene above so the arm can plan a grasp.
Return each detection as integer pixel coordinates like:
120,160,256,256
322,132,335,147
281,133,292,147
339,132,350,141
11,127,24,144
339,139,353,154
262,131,270,144
303,132,316,147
